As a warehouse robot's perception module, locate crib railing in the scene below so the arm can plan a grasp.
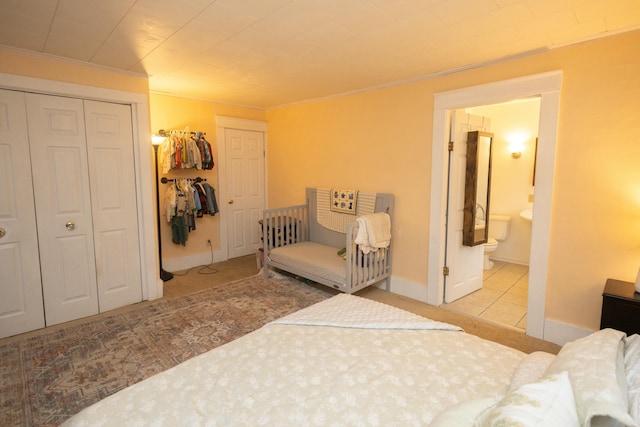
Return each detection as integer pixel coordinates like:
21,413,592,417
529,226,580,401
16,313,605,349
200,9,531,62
346,222,391,293
262,204,309,251
262,203,391,293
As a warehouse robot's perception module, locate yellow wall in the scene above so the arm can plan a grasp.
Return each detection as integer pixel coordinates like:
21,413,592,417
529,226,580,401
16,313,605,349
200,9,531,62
267,83,433,285
0,47,148,94
267,30,640,331
149,94,266,262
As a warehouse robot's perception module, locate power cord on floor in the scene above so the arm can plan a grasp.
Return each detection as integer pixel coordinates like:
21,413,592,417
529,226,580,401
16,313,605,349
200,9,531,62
171,244,219,276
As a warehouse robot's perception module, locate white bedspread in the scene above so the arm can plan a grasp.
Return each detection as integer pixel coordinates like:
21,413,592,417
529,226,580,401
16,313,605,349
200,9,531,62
272,293,462,331
62,295,525,426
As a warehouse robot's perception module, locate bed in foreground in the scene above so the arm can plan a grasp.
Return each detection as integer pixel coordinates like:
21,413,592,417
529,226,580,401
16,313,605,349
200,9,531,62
63,294,640,426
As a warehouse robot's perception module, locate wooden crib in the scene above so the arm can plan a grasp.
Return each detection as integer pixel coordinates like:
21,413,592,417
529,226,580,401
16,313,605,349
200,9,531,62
262,188,393,293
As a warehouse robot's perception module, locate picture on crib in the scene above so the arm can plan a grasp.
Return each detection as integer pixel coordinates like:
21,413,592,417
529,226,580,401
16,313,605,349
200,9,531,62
331,189,358,214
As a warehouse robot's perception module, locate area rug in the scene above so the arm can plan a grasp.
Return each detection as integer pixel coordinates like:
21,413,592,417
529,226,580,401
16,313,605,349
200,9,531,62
0,272,331,427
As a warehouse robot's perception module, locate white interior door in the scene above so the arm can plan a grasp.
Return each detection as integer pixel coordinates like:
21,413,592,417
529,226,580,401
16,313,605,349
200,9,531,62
225,128,265,259
0,89,45,338
444,111,490,303
26,93,99,326
84,100,142,311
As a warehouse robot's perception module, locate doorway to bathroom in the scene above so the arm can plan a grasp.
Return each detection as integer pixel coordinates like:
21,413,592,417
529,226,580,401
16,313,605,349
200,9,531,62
443,110,492,303
426,71,562,340
443,99,540,330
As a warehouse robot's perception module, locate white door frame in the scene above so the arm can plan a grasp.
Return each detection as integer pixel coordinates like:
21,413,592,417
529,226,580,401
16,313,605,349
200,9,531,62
215,116,268,261
0,72,161,301
427,71,562,339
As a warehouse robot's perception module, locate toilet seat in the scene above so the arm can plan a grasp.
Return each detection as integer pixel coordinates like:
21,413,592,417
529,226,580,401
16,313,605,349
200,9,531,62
485,237,497,247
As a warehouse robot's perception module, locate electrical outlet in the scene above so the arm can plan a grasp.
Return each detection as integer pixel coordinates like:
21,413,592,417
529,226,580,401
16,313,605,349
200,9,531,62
207,239,211,246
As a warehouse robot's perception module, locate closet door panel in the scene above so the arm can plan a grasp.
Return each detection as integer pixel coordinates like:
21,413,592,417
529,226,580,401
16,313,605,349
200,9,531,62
26,93,99,326
0,89,45,339
84,100,142,311
56,235,96,298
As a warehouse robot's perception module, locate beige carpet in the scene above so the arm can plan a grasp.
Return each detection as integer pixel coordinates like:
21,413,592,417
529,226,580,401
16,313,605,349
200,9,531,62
0,272,330,427
355,287,561,355
162,254,260,298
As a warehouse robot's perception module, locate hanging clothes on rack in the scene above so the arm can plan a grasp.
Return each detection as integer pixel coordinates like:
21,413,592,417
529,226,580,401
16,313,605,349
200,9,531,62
158,128,211,172
193,131,214,170
183,133,202,170
162,177,219,245
164,182,177,219
201,182,219,216
163,178,192,245
194,182,208,217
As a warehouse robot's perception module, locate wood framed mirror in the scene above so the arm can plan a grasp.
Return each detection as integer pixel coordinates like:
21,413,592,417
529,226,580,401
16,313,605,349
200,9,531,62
463,131,493,246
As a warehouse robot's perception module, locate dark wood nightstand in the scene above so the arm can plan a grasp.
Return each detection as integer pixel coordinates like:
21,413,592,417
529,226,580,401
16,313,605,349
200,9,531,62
601,278,640,335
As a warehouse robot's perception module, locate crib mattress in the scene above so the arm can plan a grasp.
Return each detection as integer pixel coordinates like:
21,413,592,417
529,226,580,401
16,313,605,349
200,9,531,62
269,241,346,285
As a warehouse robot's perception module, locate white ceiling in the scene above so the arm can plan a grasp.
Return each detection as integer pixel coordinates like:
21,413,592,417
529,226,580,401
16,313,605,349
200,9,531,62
1,0,639,108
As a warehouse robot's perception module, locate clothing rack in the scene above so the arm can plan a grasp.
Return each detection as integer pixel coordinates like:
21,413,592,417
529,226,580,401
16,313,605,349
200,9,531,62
161,177,207,184
162,176,219,246
158,129,206,136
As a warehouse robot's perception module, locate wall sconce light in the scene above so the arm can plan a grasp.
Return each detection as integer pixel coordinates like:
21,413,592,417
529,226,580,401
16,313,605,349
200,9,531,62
506,131,528,160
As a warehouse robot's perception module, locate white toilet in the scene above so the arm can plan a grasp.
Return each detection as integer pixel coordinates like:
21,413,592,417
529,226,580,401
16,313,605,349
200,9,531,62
483,214,511,270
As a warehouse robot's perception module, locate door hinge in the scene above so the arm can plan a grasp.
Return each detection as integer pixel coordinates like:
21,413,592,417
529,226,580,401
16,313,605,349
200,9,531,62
443,266,450,276
448,141,454,152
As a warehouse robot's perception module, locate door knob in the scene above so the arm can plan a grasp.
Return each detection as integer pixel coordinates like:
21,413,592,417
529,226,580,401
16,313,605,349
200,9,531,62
228,199,234,204
65,221,75,231
0,228,5,238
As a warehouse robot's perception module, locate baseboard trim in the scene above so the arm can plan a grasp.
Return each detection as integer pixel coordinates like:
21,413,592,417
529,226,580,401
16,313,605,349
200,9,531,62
377,276,428,303
163,250,227,273
543,318,593,346
490,256,529,266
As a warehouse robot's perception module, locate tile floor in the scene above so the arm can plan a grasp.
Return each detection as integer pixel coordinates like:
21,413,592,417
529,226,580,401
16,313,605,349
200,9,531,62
442,260,529,330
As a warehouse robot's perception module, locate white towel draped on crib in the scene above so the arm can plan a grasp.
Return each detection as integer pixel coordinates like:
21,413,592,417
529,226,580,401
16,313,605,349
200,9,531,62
355,212,391,254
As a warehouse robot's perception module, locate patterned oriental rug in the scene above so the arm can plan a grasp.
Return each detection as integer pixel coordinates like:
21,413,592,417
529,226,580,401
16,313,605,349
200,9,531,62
1,273,331,427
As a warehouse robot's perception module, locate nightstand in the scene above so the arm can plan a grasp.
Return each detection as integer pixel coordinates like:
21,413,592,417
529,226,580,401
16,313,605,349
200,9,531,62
601,278,640,335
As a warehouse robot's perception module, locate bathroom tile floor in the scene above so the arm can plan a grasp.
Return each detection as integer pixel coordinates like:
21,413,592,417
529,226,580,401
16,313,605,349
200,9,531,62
442,260,528,331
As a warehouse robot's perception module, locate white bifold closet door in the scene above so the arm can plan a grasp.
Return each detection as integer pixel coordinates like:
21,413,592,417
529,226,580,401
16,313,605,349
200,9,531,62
0,89,45,336
26,93,100,325
83,99,142,314
0,90,142,337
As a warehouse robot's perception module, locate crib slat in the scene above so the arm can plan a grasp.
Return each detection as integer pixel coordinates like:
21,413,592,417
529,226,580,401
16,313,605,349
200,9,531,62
262,204,308,250
345,221,391,293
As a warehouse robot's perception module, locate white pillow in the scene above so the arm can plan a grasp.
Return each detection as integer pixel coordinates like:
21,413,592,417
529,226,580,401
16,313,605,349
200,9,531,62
624,334,640,425
478,371,579,427
429,397,500,427
546,328,635,427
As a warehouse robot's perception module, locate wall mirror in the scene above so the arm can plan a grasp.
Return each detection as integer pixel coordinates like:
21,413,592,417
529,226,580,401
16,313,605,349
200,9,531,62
463,131,493,246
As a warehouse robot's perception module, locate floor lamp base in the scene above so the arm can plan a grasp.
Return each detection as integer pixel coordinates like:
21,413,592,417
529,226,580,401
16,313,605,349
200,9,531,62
160,269,174,282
